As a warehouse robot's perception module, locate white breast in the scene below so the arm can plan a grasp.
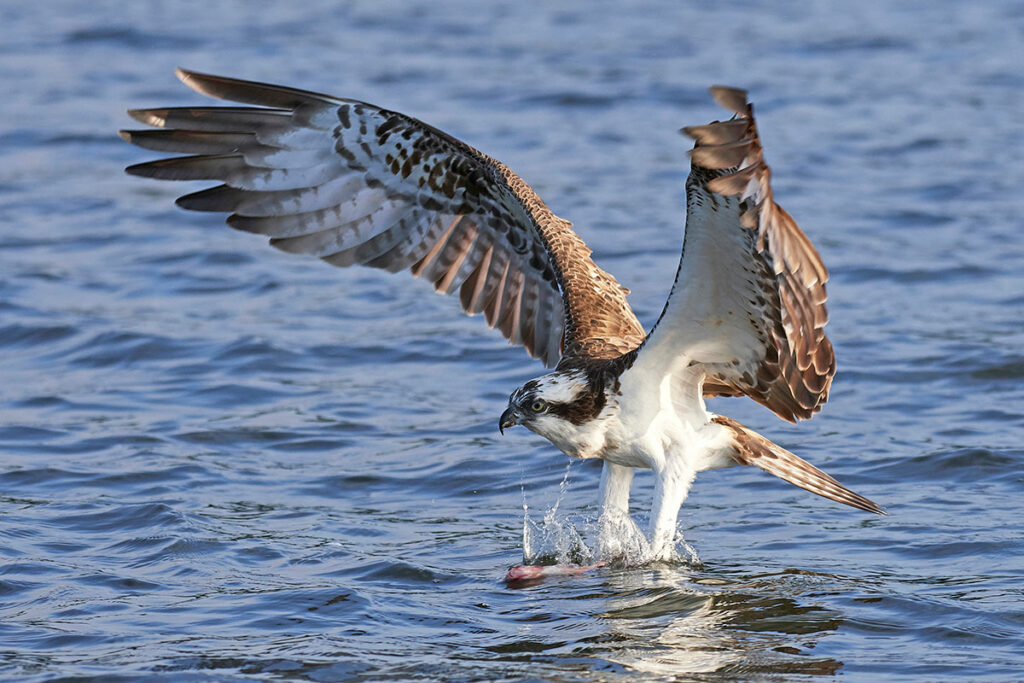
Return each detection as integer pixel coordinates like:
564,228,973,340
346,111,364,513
601,361,734,473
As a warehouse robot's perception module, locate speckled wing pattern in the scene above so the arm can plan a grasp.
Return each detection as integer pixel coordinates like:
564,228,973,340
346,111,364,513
121,69,644,366
639,87,835,422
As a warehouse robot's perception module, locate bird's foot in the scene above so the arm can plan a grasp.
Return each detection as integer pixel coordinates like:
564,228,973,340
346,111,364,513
596,511,648,565
646,536,702,567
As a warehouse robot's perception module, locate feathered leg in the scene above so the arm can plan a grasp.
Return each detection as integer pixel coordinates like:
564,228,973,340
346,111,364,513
596,461,643,561
648,456,697,562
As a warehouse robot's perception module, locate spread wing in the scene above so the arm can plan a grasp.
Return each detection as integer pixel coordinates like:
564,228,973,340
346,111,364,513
121,69,645,366
634,87,835,422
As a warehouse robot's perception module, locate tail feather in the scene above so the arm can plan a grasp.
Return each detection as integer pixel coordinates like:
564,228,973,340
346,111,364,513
713,416,884,515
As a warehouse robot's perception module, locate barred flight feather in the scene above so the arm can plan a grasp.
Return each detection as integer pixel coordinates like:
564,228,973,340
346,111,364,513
122,69,647,365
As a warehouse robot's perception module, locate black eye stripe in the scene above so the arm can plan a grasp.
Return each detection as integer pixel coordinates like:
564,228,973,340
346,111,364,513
545,392,605,425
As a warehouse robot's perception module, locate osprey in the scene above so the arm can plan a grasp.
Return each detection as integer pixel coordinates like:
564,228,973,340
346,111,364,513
122,70,882,563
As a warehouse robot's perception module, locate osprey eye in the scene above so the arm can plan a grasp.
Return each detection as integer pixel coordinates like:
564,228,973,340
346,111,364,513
530,399,547,413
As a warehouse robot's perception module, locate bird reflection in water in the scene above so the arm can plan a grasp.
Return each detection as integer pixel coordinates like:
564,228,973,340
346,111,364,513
512,565,846,677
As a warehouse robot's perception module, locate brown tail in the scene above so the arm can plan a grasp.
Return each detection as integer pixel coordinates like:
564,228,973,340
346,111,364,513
713,416,884,514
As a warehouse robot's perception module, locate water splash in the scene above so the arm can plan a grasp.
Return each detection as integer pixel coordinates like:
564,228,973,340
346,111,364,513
591,510,702,567
521,460,591,565
520,460,701,568
595,507,649,564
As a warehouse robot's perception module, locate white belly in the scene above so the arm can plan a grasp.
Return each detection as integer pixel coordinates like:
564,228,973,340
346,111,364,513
599,406,735,472
598,365,736,473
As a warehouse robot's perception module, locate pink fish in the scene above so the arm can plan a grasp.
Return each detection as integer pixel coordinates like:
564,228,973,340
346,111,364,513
505,561,607,583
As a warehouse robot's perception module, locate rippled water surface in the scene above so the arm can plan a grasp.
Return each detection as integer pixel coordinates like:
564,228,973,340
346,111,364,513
2,1,1023,680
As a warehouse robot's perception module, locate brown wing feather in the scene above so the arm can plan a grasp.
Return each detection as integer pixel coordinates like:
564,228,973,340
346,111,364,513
121,69,644,366
687,87,835,420
714,416,883,514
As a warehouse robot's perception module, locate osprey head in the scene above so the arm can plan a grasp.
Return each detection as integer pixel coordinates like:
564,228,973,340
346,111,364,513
499,369,610,457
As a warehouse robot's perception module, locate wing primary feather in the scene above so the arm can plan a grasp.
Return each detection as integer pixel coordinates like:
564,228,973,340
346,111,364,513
175,68,342,109
125,154,248,181
176,184,244,212
689,139,757,169
709,86,750,116
681,119,750,145
126,106,292,131
119,129,260,155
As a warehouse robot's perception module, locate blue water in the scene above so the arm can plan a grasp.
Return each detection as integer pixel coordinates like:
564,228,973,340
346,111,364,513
2,1,1023,680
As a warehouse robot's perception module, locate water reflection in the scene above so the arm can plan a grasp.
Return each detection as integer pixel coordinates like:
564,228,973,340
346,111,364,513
591,567,844,678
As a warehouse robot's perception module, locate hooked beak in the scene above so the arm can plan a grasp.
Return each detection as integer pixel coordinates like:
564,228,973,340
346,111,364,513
499,406,520,435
